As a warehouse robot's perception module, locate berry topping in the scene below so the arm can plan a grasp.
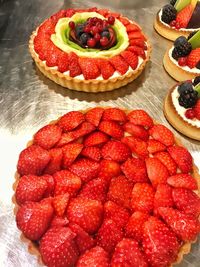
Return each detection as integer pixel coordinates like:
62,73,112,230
69,21,75,29
178,84,198,108
185,108,196,119
161,4,177,24
107,16,115,25
172,38,192,60
178,80,193,94
87,38,96,48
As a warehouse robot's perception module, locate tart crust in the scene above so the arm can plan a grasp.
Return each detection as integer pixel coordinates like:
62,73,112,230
29,24,151,93
12,109,200,266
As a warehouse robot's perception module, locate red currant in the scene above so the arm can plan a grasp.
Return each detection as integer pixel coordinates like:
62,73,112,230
94,33,101,42
100,36,109,47
175,21,181,29
91,26,99,35
87,38,96,48
84,25,91,33
107,16,115,25
170,20,176,27
178,57,187,66
69,21,75,29
185,109,195,119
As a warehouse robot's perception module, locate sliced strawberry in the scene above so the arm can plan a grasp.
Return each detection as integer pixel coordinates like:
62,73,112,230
128,31,146,40
172,188,200,218
50,216,69,228
102,107,126,122
176,4,193,28
167,173,198,190
167,145,192,173
81,146,101,161
69,158,100,183
111,238,148,267
193,99,200,120
57,51,69,73
62,143,83,168
102,140,131,162
17,145,50,176
68,222,96,254
44,148,63,174
121,51,139,70
45,46,60,67
154,184,173,213
37,18,56,35
97,9,109,17
15,175,48,205
41,174,55,197
154,151,177,175
123,122,149,141
55,132,76,147
96,219,123,253
79,58,100,80
85,107,104,127
119,17,130,26
76,246,110,267
158,207,200,241
126,23,141,32
145,157,169,187
147,139,166,154
104,201,130,228
128,39,147,49
97,58,115,79
109,55,129,75
127,45,146,59
57,111,85,132
68,52,82,77
67,197,103,234
16,199,54,240
53,170,81,196
122,136,148,158
99,120,124,139
53,193,69,216
107,175,133,209
84,131,109,147
149,124,174,147
40,227,79,267
131,183,154,213
142,216,180,267
99,159,121,182
65,8,76,17
187,48,200,69
121,158,148,183
125,211,149,242
127,110,153,128
51,9,68,21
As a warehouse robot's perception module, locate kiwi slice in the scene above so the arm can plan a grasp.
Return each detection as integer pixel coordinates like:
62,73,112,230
175,0,191,12
188,30,200,49
194,83,200,97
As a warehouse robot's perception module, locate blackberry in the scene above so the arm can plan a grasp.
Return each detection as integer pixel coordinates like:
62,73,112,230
174,36,187,47
178,81,193,94
170,0,177,6
172,41,192,59
193,76,200,86
187,31,198,40
161,4,177,24
178,86,198,108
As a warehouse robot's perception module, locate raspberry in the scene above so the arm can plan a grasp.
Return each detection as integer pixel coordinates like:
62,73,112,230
185,109,195,119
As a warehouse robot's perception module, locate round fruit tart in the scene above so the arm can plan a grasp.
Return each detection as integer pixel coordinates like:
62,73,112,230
163,30,200,81
29,8,151,92
13,107,200,267
164,76,200,140
154,0,200,41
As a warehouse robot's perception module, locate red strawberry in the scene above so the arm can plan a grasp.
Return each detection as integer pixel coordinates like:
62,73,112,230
79,58,100,80
99,159,121,181
68,52,82,77
154,184,173,213
15,175,48,205
147,139,166,154
17,145,50,176
96,219,123,253
127,45,146,59
193,99,200,119
128,31,146,40
104,201,130,228
55,132,76,147
53,193,69,216
68,222,96,254
69,158,100,183
127,110,153,128
122,136,148,158
172,188,200,218
53,170,81,196
44,148,63,175
121,51,139,69
102,140,131,162
79,177,108,202
65,8,76,17
97,59,115,79
111,238,148,267
126,23,141,32
128,39,147,49
57,51,69,73
167,145,192,173
176,4,193,28
102,107,126,122
51,9,67,21
109,55,129,75
16,199,54,240
121,158,148,183
40,227,79,267
81,146,101,161
50,216,69,228
131,183,154,213
41,174,55,197
158,207,200,241
37,18,55,35
62,143,83,167
154,151,177,175
167,173,198,190
119,17,130,26
85,107,104,127
123,122,149,141
76,246,110,267
67,197,103,234
149,124,174,146
99,120,124,139
125,211,149,242
57,111,85,132
142,216,180,267
84,131,109,147
45,46,60,67
107,175,133,209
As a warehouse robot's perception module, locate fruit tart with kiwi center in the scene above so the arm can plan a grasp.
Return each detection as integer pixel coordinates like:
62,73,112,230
13,107,200,267
29,7,151,92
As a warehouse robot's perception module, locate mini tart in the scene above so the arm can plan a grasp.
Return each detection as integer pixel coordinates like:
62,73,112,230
29,8,151,92
164,84,200,141
13,107,200,267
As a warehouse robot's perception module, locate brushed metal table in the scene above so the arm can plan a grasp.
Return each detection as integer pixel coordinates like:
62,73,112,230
0,0,199,266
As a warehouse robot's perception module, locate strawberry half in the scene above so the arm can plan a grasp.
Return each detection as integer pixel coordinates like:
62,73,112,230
97,58,115,79
44,148,63,175
126,24,141,32
121,51,139,70
176,4,193,28
83,131,109,147
109,55,129,75
154,184,174,214
167,173,198,190
123,122,149,141
81,146,101,161
68,52,82,77
147,139,166,154
102,107,127,122
79,58,100,80
122,136,148,158
187,48,200,69
99,159,121,182
53,193,69,217
85,107,104,127
57,111,85,132
99,120,124,139
62,143,83,168
154,151,177,175
149,124,174,146
57,51,69,73
127,109,153,128
102,140,131,162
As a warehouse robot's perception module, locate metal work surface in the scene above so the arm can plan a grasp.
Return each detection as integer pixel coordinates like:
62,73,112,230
0,0,200,266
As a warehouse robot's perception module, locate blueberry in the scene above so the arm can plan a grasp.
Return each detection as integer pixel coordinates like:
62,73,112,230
75,24,84,38
174,36,187,47
178,81,193,94
101,30,110,39
80,33,90,45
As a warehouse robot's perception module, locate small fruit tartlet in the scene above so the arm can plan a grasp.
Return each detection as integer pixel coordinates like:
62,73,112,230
163,30,200,81
164,76,200,140
13,107,200,267
154,0,200,41
29,8,151,92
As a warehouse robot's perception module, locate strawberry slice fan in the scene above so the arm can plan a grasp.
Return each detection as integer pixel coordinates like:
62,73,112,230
29,7,151,92
13,107,200,267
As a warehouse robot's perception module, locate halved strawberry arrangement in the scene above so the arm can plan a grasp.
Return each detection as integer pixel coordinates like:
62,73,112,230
14,107,200,267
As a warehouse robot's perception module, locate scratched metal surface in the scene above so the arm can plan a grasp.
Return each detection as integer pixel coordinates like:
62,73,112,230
0,0,200,266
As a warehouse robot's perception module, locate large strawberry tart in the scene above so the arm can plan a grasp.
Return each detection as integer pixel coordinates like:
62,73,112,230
13,107,200,267
29,8,151,92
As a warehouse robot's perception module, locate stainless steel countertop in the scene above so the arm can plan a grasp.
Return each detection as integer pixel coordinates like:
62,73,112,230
0,0,199,266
